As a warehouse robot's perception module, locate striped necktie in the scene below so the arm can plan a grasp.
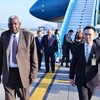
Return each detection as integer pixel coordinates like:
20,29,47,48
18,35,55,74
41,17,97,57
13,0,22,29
85,44,90,62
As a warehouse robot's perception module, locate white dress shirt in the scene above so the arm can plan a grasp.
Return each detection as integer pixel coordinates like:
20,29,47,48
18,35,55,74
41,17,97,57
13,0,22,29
48,35,52,40
9,32,20,68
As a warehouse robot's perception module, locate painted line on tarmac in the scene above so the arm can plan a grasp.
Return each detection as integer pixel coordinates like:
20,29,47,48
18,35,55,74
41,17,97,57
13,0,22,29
30,73,46,96
30,65,59,100
57,80,70,83
43,65,60,100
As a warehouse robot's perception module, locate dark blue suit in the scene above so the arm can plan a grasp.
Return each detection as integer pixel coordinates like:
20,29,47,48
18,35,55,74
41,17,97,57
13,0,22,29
35,36,43,70
69,43,99,100
61,34,73,67
42,34,58,72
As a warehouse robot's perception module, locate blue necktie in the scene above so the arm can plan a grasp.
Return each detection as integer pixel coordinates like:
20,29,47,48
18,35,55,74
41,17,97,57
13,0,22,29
12,35,18,64
38,37,41,43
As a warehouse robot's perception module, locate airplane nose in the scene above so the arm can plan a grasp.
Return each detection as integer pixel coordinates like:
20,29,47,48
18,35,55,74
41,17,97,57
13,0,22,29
29,1,45,20
29,0,69,21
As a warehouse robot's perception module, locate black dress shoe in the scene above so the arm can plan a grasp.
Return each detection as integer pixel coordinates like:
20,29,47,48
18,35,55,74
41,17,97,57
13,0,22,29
38,68,41,70
56,61,59,63
65,64,69,67
60,63,63,67
45,71,49,73
52,71,55,73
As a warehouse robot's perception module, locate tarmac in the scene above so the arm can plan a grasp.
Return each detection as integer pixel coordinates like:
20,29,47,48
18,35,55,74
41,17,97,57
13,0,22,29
0,62,100,100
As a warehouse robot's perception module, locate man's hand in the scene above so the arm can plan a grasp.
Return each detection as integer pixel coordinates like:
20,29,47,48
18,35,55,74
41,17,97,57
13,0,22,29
29,78,35,85
70,79,75,86
40,50,43,54
98,82,100,91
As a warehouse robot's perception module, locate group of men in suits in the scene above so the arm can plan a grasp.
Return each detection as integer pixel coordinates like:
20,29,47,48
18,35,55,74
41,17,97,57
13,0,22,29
0,15,58,100
1,15,100,100
69,26,100,100
35,29,58,73
35,26,100,100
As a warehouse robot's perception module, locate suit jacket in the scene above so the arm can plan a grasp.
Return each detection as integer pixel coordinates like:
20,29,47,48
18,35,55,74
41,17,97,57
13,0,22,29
42,34,58,54
69,43,99,88
0,29,38,88
62,34,73,50
94,38,100,83
35,36,42,53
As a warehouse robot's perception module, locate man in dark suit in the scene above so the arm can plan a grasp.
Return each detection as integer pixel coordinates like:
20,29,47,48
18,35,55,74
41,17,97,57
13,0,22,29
35,30,43,70
61,29,74,67
93,32,100,91
0,15,38,100
42,29,58,73
69,26,99,100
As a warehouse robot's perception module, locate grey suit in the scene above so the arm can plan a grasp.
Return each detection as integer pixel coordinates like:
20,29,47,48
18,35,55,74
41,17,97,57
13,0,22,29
0,29,38,99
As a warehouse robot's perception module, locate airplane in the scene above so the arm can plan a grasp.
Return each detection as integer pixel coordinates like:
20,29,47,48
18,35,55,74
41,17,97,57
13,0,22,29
29,0,100,42
29,0,69,23
29,0,100,23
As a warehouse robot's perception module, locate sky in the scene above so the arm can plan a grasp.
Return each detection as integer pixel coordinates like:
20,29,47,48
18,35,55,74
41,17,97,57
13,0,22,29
0,0,57,28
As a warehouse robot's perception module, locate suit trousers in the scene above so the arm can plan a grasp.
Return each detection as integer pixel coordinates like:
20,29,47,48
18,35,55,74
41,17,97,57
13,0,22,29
37,51,43,70
61,49,69,66
77,85,96,100
44,52,55,72
4,67,30,100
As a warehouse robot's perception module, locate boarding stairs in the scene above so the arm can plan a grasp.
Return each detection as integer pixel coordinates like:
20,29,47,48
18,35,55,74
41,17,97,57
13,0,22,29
60,0,98,42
